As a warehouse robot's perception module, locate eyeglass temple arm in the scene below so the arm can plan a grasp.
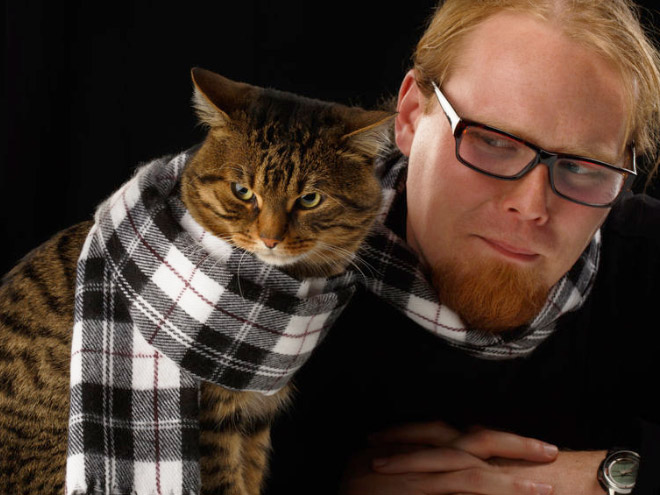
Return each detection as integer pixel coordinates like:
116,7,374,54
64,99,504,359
431,82,460,133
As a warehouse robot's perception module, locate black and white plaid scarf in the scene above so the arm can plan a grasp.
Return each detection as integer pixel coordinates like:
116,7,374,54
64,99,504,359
66,146,599,494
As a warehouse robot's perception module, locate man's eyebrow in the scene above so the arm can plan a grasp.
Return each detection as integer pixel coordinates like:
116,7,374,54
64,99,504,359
471,116,624,164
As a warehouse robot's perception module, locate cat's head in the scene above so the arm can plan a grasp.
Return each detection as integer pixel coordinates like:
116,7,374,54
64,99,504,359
181,68,394,278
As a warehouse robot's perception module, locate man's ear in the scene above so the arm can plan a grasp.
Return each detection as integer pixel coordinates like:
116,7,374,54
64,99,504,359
395,69,425,157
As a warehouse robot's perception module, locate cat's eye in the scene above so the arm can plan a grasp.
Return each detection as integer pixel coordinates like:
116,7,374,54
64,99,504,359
297,192,322,209
231,182,254,202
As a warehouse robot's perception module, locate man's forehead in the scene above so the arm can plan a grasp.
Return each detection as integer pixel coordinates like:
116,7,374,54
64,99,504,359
444,11,630,163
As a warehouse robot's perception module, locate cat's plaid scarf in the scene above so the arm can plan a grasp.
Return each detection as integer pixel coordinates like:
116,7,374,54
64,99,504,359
67,146,599,494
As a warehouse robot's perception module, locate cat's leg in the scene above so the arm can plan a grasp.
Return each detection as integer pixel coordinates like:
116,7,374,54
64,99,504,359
239,424,273,495
200,382,290,495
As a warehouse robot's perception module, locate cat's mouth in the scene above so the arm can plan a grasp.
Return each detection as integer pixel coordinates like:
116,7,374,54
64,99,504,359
255,249,307,266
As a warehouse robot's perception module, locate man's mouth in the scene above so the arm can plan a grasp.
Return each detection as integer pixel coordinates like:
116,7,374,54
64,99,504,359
477,236,540,262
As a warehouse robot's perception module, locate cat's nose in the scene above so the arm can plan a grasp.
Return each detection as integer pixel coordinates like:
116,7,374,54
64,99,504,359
261,238,280,249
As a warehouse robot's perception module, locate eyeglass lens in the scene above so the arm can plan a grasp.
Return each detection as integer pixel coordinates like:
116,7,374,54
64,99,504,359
459,126,627,205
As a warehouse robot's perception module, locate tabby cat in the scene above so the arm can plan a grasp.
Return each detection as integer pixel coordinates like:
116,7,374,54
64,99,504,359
0,67,393,494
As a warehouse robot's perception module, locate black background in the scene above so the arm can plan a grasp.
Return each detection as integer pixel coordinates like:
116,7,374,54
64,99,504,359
3,1,660,276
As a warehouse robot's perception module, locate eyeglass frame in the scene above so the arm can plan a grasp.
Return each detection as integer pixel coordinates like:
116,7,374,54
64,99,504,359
430,81,637,208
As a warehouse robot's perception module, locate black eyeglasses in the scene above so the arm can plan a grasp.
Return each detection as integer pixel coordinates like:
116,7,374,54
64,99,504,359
431,82,637,207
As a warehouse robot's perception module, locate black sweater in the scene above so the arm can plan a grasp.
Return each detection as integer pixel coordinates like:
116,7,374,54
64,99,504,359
265,193,660,494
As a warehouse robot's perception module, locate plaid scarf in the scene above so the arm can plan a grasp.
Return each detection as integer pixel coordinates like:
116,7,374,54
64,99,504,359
66,146,599,494
363,148,600,358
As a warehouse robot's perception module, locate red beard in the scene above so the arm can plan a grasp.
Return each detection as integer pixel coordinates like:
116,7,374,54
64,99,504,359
431,256,550,332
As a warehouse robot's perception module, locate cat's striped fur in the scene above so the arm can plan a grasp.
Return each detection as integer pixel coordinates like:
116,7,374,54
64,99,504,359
1,222,89,494
0,68,393,494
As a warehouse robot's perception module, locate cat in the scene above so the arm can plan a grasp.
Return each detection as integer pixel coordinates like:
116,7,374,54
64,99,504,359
0,67,393,495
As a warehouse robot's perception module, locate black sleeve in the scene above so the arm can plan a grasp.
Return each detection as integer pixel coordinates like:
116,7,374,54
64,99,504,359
632,419,660,494
599,194,660,495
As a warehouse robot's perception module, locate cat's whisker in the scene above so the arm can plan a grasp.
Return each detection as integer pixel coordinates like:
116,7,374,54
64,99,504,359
313,241,379,280
235,247,254,299
182,240,207,254
292,246,347,278
347,253,380,280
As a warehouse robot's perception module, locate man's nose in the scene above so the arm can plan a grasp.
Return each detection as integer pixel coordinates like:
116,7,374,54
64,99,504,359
500,165,551,225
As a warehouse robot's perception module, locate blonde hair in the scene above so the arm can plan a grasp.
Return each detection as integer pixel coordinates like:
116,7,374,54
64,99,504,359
413,0,660,178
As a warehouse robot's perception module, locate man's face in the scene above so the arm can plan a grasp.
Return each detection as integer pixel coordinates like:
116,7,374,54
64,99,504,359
396,12,629,330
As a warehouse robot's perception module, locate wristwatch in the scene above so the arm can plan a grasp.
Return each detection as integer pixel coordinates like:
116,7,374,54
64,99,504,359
597,449,641,495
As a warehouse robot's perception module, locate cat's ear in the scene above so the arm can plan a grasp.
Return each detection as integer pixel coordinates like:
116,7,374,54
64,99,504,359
190,68,257,128
341,109,397,158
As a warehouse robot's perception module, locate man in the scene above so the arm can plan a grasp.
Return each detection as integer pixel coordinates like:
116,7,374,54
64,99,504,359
264,0,660,494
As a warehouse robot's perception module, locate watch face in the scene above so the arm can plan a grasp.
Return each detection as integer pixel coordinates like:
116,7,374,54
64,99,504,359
606,452,640,489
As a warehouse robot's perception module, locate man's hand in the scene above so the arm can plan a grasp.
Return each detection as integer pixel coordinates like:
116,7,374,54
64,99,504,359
340,421,605,495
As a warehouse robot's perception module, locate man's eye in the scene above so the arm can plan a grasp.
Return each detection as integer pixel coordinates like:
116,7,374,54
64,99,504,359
482,135,516,149
557,160,602,177
466,128,519,152
556,160,611,189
